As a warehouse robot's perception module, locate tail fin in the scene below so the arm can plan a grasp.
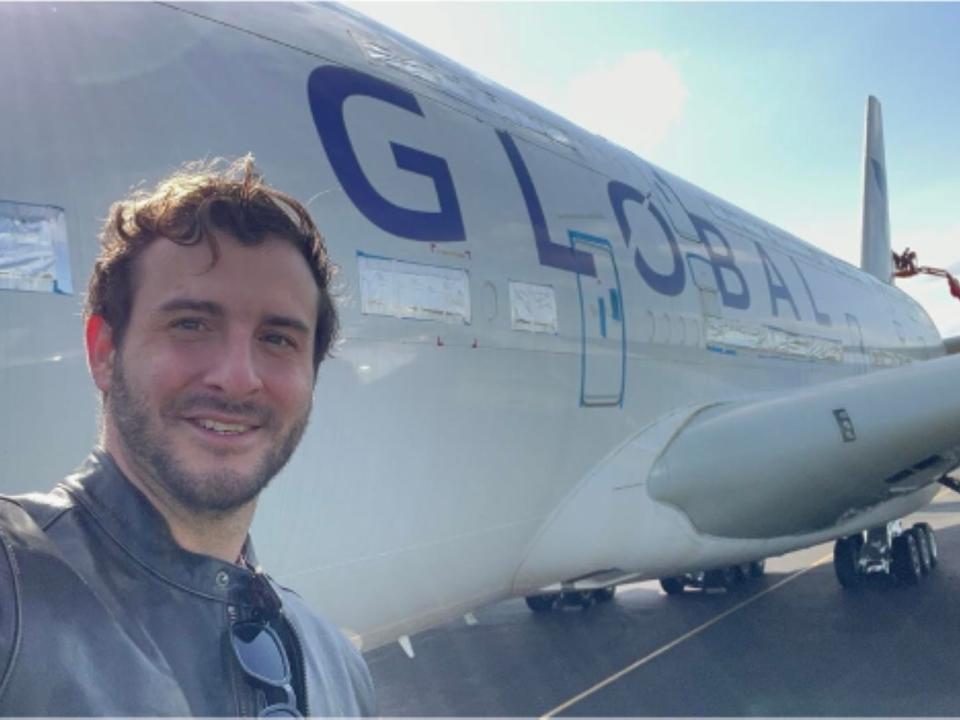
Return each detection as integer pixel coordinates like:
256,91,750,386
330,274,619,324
861,96,893,283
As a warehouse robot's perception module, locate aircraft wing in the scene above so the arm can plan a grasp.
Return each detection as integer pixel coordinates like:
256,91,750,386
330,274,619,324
647,351,960,539
514,352,960,591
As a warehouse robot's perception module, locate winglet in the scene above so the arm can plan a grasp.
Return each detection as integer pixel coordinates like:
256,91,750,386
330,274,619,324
861,96,893,283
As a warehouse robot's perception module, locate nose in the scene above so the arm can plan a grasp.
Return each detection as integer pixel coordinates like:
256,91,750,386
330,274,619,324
203,331,264,398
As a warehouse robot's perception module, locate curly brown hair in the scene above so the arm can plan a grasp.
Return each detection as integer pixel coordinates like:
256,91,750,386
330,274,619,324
85,155,338,374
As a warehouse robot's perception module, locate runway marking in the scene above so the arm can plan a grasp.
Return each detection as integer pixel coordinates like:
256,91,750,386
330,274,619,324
540,553,833,718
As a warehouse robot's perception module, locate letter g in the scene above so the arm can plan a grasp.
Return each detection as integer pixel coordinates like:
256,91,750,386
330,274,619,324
308,66,465,242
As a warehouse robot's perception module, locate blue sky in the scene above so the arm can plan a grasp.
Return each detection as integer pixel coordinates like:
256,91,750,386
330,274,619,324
346,2,960,335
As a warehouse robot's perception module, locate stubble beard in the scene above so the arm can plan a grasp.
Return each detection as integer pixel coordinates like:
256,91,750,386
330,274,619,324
107,355,311,515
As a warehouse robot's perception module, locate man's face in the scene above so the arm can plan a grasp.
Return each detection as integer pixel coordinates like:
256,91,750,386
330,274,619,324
101,233,319,514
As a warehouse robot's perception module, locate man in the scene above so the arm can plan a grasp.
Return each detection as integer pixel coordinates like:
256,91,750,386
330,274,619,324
0,157,376,716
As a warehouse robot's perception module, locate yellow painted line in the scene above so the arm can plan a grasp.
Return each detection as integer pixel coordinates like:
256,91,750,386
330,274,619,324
540,553,833,718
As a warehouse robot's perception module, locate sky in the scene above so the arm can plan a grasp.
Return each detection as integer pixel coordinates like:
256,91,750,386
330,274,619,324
344,2,960,336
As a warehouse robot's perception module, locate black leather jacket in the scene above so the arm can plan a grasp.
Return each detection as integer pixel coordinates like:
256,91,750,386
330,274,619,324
0,451,376,716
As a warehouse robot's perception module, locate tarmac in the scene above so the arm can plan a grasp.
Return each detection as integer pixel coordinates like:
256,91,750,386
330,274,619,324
365,490,960,716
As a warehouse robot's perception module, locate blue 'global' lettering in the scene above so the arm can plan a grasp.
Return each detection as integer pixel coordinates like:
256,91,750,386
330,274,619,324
690,215,750,310
755,242,800,320
608,181,685,296
789,257,832,326
497,131,596,277
307,65,465,242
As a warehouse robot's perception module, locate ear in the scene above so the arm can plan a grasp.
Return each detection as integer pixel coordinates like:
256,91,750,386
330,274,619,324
85,314,116,393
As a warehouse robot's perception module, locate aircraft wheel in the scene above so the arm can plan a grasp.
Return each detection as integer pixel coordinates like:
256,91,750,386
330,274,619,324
568,590,594,608
660,577,685,595
834,533,865,589
703,568,739,589
525,593,560,613
724,565,744,589
748,559,766,578
892,532,922,585
911,527,933,575
702,569,724,588
592,587,616,604
915,523,938,568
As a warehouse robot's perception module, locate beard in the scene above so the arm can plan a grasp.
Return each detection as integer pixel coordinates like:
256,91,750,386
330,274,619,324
107,355,311,514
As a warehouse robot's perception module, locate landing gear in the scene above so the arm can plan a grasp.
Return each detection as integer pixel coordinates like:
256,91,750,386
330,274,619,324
916,522,939,568
658,559,767,595
834,533,865,589
525,593,560,613
660,577,685,595
892,531,922,585
832,520,938,589
524,586,616,612
912,527,933,575
592,586,616,604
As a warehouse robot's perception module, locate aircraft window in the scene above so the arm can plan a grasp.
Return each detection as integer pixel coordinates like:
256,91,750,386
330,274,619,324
509,281,558,334
357,253,471,325
0,200,72,294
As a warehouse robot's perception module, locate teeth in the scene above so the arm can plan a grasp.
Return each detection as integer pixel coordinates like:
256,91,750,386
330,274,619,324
197,419,251,434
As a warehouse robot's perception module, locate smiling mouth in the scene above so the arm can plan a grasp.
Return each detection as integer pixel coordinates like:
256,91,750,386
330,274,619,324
188,418,261,436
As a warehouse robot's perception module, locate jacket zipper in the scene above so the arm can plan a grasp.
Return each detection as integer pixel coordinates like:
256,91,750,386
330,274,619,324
227,604,259,717
282,611,310,717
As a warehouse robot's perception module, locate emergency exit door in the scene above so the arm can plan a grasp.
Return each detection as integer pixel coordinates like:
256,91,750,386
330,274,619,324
569,230,626,407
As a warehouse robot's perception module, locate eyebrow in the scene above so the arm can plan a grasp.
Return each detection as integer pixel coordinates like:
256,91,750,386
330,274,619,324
157,298,224,317
158,299,310,335
262,314,310,336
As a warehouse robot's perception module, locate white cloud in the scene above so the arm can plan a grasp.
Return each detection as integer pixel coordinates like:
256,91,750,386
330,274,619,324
552,51,689,157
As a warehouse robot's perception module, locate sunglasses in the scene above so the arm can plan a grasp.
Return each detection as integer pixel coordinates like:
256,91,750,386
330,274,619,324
230,572,302,718
231,619,302,718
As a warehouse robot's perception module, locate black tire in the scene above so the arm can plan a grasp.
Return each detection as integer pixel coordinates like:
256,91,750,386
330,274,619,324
592,587,616,603
703,568,739,589
702,569,724,588
892,533,922,585
567,590,594,608
660,577,685,595
834,533,865,589
748,559,766,578
525,593,559,613
723,566,744,589
911,527,932,575
916,523,939,568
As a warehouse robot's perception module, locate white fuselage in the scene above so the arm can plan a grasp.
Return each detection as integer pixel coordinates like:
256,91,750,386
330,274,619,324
0,3,945,648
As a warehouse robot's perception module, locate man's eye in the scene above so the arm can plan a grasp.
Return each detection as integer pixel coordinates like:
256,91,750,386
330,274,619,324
263,333,296,349
171,318,205,331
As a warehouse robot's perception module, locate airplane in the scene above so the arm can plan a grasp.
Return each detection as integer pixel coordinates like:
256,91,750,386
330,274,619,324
1,2,958,652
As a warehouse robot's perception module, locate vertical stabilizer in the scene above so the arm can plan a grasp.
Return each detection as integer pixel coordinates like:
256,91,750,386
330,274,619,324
861,96,893,283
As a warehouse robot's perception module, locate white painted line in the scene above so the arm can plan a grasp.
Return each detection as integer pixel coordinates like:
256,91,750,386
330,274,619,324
540,554,833,718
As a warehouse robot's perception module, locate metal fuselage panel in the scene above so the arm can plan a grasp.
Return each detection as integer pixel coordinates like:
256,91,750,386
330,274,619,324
0,3,943,646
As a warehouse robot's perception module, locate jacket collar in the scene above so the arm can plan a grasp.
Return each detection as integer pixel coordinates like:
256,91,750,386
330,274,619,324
60,449,265,607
